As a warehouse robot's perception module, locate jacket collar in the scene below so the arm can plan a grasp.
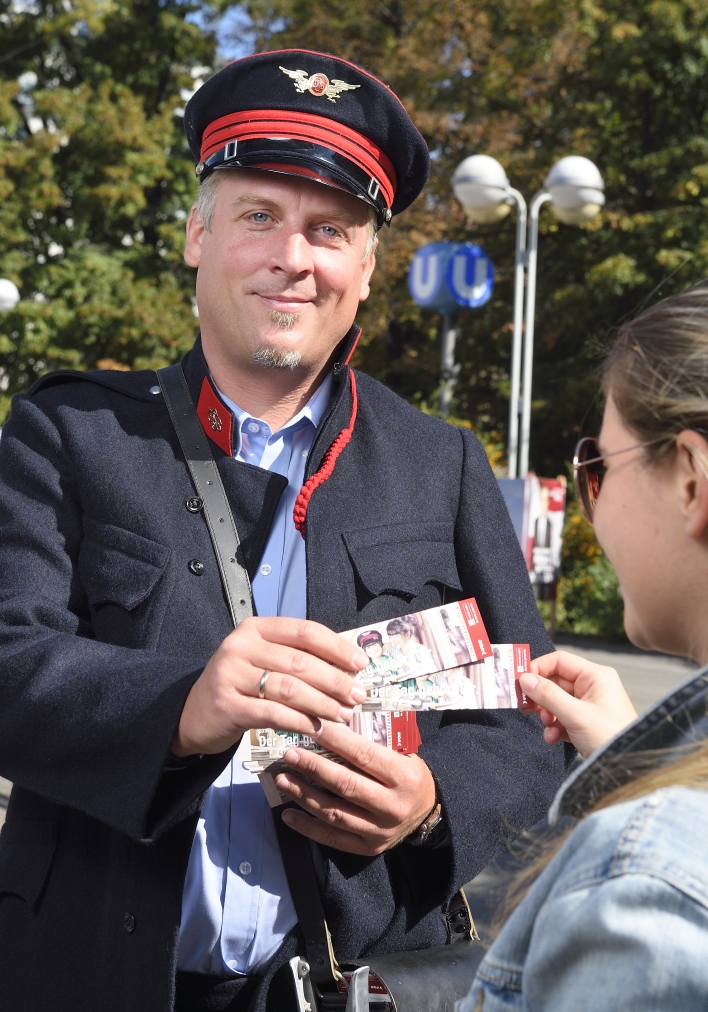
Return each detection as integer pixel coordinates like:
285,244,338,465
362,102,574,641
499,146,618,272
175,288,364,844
549,663,708,823
179,325,361,460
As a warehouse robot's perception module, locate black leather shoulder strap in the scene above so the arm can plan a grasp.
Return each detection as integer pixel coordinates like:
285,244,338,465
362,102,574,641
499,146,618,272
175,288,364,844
156,363,253,626
274,804,341,987
157,362,340,990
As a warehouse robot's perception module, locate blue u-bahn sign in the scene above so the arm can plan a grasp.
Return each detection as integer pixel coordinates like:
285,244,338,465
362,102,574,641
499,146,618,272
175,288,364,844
408,242,494,310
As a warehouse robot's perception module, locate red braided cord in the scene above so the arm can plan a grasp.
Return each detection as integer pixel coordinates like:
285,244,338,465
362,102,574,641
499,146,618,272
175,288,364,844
293,371,358,537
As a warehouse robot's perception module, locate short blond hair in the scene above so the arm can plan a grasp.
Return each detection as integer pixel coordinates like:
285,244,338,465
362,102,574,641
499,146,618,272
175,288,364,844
193,169,378,262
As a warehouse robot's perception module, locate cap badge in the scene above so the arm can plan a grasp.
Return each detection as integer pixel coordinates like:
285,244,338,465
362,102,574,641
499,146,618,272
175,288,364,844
207,407,223,432
279,66,360,104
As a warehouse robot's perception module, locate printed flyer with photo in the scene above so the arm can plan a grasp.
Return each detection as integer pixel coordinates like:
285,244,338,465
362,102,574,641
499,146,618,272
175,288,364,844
246,598,535,804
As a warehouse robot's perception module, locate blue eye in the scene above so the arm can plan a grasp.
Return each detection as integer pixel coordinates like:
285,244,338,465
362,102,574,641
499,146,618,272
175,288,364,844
252,212,269,223
322,226,338,236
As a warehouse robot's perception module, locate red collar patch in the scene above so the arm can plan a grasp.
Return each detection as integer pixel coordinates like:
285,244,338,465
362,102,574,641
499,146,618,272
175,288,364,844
196,376,233,456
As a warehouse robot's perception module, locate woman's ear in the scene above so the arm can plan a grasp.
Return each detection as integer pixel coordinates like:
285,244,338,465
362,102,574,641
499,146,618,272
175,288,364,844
676,431,708,539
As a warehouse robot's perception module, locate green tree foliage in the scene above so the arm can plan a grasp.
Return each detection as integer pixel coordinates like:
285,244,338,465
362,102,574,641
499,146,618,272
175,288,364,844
0,0,223,419
237,0,708,637
5,0,706,636
240,0,708,477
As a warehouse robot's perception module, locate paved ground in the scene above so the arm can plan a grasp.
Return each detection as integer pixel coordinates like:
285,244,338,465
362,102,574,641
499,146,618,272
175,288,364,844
553,636,697,715
0,641,696,832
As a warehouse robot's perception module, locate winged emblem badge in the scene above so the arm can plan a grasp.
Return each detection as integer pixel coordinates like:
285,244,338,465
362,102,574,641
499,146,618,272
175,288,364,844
279,66,361,104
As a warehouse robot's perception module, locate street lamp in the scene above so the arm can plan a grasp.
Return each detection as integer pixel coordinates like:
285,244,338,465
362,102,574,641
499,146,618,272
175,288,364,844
452,157,527,476
0,279,20,313
451,155,604,477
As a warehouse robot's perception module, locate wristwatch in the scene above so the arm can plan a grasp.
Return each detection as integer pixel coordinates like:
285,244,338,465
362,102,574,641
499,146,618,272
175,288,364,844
410,804,444,847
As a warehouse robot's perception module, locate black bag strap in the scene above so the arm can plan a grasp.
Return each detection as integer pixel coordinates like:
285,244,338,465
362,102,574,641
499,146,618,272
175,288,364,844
274,806,341,987
156,364,253,626
157,363,341,990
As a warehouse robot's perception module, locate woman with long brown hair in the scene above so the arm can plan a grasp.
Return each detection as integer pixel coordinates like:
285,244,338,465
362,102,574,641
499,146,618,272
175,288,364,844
460,279,708,1011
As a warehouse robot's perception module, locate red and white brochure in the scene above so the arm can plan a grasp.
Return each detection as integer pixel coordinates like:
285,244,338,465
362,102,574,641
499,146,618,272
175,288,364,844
253,599,536,807
458,598,493,660
512,643,537,711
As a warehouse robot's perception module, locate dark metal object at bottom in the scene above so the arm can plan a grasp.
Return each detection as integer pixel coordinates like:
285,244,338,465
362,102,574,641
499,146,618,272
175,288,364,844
307,942,486,1012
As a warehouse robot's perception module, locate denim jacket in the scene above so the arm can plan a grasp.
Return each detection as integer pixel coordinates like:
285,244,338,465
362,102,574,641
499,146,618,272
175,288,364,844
458,664,708,1012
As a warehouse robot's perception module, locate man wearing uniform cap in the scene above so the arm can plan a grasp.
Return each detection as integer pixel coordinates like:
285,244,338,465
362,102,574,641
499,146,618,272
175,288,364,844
0,50,570,1012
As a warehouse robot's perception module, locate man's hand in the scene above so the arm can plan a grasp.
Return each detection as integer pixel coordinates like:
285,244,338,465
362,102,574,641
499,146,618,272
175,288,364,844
172,617,368,757
519,649,638,758
273,720,437,856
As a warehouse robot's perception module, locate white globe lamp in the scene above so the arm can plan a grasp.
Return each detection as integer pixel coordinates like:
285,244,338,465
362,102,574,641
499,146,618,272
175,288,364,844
545,156,605,225
0,279,20,313
452,155,513,224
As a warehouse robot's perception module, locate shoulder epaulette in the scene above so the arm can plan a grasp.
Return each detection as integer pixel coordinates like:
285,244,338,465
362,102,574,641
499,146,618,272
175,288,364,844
27,368,162,404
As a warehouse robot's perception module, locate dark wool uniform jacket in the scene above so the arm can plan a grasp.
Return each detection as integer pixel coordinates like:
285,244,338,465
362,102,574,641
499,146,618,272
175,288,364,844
0,330,571,1012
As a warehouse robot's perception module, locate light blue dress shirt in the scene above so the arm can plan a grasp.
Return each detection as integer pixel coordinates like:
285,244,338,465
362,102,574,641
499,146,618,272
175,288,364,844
177,374,332,977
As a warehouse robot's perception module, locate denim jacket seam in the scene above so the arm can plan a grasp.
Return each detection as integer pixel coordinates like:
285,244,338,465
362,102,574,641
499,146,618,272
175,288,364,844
610,793,665,876
475,958,523,992
606,860,708,910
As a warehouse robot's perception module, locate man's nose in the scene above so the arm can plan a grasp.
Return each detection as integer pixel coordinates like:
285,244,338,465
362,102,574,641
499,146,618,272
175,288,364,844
270,229,314,277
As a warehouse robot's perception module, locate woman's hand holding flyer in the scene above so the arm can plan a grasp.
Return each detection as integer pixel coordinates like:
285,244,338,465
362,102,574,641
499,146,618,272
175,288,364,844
519,650,638,757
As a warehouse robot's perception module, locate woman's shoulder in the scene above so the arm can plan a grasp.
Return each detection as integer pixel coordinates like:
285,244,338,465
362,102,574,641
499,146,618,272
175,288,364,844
552,786,708,904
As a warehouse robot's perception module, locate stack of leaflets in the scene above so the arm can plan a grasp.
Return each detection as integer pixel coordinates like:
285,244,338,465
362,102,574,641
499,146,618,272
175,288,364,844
245,599,535,806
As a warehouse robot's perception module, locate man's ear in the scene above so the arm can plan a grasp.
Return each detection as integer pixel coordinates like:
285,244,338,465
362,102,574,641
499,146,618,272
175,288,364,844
358,248,377,302
676,430,708,539
184,205,205,269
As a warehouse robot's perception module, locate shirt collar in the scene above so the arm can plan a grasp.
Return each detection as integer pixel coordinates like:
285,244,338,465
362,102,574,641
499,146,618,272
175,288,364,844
214,373,333,452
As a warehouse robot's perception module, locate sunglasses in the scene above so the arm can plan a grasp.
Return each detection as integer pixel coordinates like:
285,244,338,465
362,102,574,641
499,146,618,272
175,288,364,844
573,429,708,524
572,436,657,524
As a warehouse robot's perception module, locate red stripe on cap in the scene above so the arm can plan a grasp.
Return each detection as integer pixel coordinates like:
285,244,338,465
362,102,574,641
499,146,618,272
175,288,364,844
293,370,358,538
197,377,232,456
200,109,396,208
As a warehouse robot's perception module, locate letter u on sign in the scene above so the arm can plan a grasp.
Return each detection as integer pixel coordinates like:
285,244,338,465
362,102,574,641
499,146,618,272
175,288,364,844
410,250,439,302
447,244,494,308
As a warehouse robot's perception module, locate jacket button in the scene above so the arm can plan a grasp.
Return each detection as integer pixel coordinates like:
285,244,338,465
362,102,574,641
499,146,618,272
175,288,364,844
188,559,204,576
185,497,204,513
124,912,136,933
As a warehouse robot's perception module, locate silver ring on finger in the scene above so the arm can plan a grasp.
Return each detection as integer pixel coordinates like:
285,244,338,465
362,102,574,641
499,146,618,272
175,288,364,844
258,670,270,699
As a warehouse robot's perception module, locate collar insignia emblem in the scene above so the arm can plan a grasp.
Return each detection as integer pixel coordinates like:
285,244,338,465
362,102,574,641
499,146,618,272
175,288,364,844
279,66,361,104
207,407,223,432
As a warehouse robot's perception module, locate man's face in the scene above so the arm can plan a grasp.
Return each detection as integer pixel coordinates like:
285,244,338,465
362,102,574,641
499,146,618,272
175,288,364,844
184,169,376,373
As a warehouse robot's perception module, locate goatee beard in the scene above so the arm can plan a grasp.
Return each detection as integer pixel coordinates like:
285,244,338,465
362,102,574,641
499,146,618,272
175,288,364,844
252,310,303,370
252,347,303,370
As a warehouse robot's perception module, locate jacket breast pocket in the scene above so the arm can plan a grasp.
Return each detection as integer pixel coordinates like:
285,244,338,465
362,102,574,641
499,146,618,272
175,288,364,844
342,522,462,621
78,518,174,650
0,820,58,911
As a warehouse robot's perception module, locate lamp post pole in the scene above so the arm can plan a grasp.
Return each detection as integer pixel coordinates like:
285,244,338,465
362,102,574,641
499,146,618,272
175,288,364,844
518,190,551,477
506,188,527,479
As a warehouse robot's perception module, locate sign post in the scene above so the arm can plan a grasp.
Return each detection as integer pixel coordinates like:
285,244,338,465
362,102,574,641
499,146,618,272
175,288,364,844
408,242,494,418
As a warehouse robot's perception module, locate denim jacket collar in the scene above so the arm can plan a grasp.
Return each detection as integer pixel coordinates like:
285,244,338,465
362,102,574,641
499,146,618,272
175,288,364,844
549,663,708,824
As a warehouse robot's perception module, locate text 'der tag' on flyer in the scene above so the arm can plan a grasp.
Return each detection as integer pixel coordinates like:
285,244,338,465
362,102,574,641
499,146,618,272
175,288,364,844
247,598,535,806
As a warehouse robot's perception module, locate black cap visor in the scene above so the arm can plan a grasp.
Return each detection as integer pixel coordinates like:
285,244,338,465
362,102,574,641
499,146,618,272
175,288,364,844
198,137,392,227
